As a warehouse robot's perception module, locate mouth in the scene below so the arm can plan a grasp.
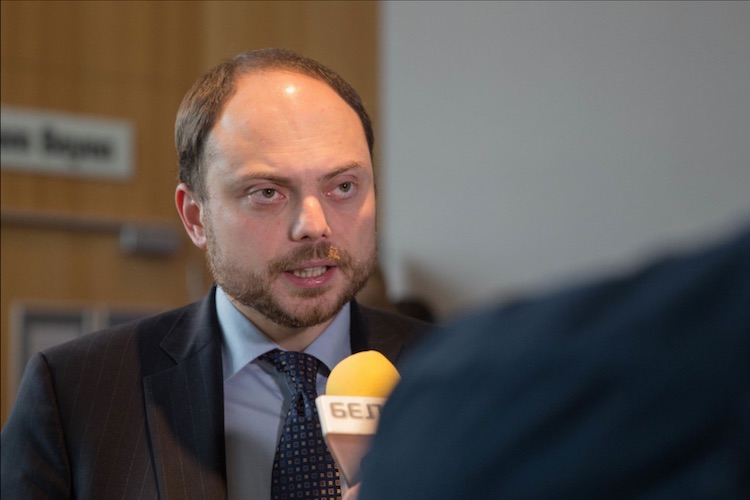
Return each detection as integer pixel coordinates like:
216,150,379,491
291,266,330,278
271,243,349,289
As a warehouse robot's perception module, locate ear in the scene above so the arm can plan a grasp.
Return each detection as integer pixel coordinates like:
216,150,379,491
175,183,208,250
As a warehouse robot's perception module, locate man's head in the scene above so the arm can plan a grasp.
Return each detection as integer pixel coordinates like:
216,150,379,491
174,48,377,341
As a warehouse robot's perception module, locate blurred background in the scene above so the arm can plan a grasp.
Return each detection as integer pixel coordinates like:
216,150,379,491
2,1,749,425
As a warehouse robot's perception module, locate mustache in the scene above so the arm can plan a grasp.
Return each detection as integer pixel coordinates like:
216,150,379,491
266,242,353,276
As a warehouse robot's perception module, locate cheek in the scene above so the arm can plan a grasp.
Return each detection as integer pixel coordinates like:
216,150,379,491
210,213,278,262
346,205,378,253
362,195,378,235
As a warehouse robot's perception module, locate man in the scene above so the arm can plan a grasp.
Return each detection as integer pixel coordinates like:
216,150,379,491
357,225,750,499
1,48,429,499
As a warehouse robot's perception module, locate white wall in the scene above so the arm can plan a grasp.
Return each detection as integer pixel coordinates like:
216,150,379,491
379,1,750,319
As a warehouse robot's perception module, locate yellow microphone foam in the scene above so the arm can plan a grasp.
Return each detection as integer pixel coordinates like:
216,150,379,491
326,350,401,397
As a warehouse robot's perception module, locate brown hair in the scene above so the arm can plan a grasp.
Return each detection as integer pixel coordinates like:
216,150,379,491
175,48,374,199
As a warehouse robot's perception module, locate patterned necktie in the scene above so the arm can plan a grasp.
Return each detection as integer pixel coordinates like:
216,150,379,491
260,349,341,500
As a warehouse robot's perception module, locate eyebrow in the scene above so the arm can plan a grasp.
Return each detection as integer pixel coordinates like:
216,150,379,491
320,162,370,182
235,172,292,185
234,162,369,186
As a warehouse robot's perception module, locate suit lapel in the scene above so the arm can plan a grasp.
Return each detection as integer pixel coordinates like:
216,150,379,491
143,289,227,499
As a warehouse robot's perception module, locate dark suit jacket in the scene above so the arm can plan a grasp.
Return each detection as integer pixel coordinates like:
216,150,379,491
1,289,429,499
360,227,750,500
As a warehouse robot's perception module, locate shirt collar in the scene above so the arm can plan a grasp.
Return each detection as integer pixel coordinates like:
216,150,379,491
216,286,351,380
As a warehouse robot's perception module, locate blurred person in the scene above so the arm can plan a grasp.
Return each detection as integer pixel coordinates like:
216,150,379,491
356,263,437,323
356,225,750,499
1,48,430,499
355,262,397,312
395,298,436,323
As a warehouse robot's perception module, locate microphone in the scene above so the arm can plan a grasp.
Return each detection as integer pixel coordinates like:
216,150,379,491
316,350,400,487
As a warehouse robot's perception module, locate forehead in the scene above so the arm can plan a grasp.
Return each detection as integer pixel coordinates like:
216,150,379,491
206,69,371,177
222,69,357,130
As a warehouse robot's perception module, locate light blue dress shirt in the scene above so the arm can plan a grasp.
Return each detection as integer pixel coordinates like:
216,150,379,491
217,287,352,499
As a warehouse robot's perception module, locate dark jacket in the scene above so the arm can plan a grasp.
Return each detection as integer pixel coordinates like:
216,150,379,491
1,288,429,499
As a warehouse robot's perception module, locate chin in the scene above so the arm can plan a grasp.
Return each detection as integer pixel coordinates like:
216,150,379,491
277,293,351,328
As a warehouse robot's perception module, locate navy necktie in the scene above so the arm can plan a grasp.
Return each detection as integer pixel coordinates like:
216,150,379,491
260,349,341,499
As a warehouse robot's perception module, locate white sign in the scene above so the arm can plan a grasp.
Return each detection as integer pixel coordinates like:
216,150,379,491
0,106,134,180
316,395,386,435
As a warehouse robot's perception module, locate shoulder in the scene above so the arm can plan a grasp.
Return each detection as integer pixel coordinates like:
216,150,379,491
40,299,206,369
350,301,437,365
392,226,750,405
360,226,750,499
356,302,433,334
430,224,750,359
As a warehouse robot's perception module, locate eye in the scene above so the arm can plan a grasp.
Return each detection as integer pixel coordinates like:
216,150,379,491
329,180,357,200
248,186,285,205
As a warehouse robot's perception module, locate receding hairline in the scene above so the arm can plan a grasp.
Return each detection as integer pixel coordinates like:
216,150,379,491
202,67,371,170
176,48,375,199
216,66,362,113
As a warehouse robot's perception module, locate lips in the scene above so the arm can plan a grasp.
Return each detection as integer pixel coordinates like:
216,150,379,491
270,243,350,289
291,266,329,278
283,260,338,289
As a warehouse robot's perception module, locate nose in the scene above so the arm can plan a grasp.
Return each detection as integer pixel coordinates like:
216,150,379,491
291,196,331,241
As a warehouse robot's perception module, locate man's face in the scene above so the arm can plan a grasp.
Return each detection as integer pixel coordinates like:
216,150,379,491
190,70,376,330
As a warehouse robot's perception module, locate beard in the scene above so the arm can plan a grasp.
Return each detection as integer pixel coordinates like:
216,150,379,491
206,229,376,329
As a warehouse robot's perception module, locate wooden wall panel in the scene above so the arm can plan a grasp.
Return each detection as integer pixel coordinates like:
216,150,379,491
1,1,379,424
1,1,203,218
200,1,380,155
